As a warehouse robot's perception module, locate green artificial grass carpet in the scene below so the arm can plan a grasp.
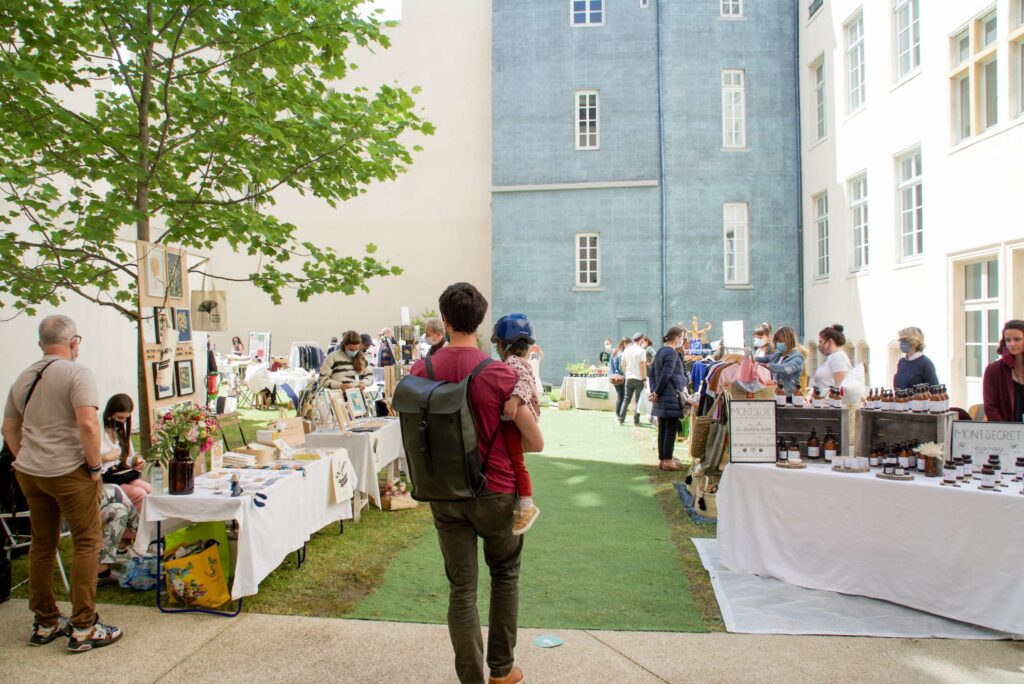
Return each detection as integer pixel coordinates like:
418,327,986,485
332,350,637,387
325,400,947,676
350,409,707,632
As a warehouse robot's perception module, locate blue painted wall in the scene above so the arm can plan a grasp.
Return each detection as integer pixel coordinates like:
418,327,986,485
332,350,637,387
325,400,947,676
492,0,801,385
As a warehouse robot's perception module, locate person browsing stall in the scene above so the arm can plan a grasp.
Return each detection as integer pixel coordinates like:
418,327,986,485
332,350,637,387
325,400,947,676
231,336,245,355
752,322,774,360
763,326,805,399
648,326,687,470
893,326,939,389
318,330,374,390
99,394,150,512
983,320,1024,422
810,324,852,395
617,333,648,426
599,338,612,366
607,337,630,418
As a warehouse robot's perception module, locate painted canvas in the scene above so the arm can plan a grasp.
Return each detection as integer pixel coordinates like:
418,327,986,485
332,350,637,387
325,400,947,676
166,251,183,299
146,246,167,299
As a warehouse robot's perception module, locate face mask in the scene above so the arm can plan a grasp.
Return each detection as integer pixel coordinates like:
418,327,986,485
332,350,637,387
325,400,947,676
345,349,358,358
752,338,765,348
776,343,787,354
604,344,612,352
818,343,828,355
899,341,912,354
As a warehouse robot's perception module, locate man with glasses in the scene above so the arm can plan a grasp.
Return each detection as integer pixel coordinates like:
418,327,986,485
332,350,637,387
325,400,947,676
2,315,123,652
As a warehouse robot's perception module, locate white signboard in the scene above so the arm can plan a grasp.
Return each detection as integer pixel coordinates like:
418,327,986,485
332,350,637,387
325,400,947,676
729,400,777,463
400,306,411,326
949,420,1024,470
722,320,745,350
330,450,355,504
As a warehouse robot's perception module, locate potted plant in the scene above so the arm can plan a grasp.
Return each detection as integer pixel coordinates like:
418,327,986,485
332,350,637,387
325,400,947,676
152,403,219,495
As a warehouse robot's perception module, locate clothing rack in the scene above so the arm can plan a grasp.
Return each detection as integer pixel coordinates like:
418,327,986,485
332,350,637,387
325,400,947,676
289,342,324,372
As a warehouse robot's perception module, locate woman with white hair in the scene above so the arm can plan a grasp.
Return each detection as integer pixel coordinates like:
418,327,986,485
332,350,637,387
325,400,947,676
893,326,939,389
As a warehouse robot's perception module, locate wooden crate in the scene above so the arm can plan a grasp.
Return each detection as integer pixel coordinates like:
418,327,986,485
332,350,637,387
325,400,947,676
774,406,852,457
854,409,954,458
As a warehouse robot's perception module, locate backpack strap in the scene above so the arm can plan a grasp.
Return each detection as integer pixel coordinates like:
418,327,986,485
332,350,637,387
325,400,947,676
22,359,59,414
466,358,501,471
425,355,435,381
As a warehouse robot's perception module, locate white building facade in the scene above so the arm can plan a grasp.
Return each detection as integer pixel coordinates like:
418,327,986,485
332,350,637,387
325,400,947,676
800,0,1024,409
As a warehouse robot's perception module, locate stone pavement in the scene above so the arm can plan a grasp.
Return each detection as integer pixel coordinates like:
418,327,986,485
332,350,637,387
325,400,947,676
1,599,1022,683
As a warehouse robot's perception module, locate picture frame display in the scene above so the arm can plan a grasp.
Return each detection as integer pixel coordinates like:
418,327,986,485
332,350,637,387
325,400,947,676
174,308,192,343
345,388,368,419
152,307,172,345
145,246,167,299
249,331,271,363
166,251,183,299
327,389,351,431
152,360,175,400
176,359,195,397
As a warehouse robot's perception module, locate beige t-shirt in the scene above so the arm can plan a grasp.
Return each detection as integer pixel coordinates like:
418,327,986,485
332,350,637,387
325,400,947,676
4,355,99,477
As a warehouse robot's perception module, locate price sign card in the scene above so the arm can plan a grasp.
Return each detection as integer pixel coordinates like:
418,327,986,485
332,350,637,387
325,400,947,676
949,421,1023,470
729,400,777,463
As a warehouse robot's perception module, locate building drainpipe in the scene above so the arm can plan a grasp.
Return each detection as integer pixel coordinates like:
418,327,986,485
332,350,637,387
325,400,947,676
656,0,667,335
793,0,805,338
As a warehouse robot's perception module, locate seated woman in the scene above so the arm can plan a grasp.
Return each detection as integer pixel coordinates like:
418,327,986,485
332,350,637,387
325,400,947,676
100,394,151,511
764,326,805,399
893,326,939,389
97,484,139,586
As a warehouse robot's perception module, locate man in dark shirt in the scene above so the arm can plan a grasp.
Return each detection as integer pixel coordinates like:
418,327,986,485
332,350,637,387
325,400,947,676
410,283,542,684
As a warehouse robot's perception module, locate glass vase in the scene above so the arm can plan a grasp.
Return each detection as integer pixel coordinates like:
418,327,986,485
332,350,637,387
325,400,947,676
169,447,195,495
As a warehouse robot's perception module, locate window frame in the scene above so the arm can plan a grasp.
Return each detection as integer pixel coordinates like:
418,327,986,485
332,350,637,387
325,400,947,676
813,58,827,140
847,12,866,112
570,0,604,27
849,174,869,272
814,191,830,279
980,57,998,131
895,0,921,80
720,0,743,19
954,72,971,142
575,89,600,151
963,257,1000,379
896,148,923,261
575,232,601,287
721,69,747,149
723,202,750,286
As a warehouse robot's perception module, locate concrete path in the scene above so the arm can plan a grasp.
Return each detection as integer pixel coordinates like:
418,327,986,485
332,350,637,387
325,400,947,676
2,599,1022,683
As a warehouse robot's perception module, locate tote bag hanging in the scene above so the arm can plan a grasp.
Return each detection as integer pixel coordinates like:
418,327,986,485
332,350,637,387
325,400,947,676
190,272,227,332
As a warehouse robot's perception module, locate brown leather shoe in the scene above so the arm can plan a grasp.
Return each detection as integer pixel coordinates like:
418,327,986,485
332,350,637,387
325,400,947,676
488,666,524,684
659,460,682,471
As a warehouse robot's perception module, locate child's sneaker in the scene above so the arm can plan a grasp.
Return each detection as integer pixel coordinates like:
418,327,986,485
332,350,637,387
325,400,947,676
29,615,71,646
512,504,539,536
66,615,123,653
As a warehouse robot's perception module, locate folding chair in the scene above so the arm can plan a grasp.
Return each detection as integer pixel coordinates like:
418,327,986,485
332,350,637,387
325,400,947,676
217,412,249,451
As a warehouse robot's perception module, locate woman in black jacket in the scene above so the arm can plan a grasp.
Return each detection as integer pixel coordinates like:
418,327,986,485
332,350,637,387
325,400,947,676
649,326,687,471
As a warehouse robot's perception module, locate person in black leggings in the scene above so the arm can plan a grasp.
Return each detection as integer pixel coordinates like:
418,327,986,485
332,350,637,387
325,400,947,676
649,326,687,471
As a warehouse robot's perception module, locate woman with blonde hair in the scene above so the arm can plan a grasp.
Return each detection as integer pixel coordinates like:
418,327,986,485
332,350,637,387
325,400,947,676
764,326,806,400
893,326,939,389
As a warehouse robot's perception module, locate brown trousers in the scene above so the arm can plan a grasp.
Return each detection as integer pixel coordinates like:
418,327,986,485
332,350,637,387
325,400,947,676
16,466,101,628
431,492,523,684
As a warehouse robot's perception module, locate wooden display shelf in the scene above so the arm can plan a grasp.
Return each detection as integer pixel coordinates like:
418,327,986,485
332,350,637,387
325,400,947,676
774,406,851,458
854,409,954,459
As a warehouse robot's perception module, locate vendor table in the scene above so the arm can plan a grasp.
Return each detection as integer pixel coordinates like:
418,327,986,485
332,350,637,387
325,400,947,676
559,376,616,411
718,462,1024,635
135,450,354,601
304,418,406,517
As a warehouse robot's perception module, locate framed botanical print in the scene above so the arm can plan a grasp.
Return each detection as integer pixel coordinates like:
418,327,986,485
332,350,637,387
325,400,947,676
345,388,368,418
152,307,172,345
174,308,192,343
152,360,175,400
175,359,195,396
166,251,183,299
145,246,167,299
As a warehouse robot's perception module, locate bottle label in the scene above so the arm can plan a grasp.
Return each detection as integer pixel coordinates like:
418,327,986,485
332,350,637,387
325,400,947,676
775,395,786,406
916,458,926,472
807,447,820,458
824,449,837,461
898,456,909,468
788,449,801,461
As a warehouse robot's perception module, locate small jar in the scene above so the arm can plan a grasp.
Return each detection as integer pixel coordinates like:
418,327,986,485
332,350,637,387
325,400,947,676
915,454,926,472
883,455,897,475
962,455,974,479
954,457,965,481
942,461,957,485
979,464,995,490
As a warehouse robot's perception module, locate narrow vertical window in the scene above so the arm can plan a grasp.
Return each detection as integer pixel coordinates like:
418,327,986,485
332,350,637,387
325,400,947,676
814,192,829,279
722,70,746,148
981,58,998,131
814,59,827,139
895,0,921,78
575,233,600,286
847,13,865,111
955,73,971,141
981,11,997,48
850,174,869,271
897,149,923,259
571,0,603,26
723,203,749,285
1016,40,1024,117
575,90,599,150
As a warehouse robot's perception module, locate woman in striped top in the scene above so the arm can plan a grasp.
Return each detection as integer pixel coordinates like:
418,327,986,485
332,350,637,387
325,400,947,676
319,330,374,390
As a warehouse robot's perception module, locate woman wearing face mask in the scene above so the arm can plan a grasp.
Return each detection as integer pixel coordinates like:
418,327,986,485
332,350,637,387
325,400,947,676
982,320,1024,422
648,326,687,471
810,323,851,395
892,326,939,390
99,394,151,511
763,326,805,399
599,338,612,366
752,322,774,360
318,330,374,390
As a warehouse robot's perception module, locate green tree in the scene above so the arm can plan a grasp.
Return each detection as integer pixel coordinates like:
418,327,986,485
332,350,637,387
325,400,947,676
0,1,433,445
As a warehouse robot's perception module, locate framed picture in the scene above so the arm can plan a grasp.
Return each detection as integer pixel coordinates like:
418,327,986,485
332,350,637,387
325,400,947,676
249,331,271,363
345,388,368,418
145,246,167,299
152,360,175,400
166,251,183,299
174,308,192,343
327,389,351,431
175,359,195,396
728,400,777,463
151,307,172,345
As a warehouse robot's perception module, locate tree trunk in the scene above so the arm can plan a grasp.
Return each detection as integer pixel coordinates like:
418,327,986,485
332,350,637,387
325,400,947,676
136,5,156,453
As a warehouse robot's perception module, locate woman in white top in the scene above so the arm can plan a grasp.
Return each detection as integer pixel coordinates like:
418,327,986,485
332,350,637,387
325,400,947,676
810,323,852,393
100,394,151,511
752,321,775,361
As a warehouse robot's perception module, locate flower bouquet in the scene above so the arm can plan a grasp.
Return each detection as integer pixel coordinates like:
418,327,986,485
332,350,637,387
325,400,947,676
152,404,220,495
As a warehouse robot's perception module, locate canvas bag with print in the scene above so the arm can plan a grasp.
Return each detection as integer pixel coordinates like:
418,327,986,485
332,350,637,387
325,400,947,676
191,272,227,332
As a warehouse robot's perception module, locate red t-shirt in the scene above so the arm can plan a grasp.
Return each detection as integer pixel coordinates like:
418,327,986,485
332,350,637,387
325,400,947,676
411,346,518,494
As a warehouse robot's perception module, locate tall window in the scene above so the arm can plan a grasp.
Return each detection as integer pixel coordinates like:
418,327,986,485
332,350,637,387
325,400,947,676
895,0,921,79
723,203,749,285
897,149,923,259
721,0,742,18
722,70,746,148
850,174,868,271
847,13,865,111
575,90,599,150
813,59,827,139
571,0,603,26
814,192,829,279
575,233,600,286
964,258,1000,378
981,57,998,131
1017,38,1024,118
954,73,971,142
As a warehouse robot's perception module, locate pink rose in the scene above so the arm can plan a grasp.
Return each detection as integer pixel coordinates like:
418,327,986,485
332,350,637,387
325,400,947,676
186,427,199,442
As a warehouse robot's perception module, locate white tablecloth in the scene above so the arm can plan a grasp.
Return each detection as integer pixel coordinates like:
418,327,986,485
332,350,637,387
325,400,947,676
136,451,354,599
304,419,406,508
267,368,314,395
718,463,1024,635
559,376,616,411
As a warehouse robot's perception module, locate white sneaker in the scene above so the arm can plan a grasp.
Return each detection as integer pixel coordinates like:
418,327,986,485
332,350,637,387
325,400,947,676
67,616,123,653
